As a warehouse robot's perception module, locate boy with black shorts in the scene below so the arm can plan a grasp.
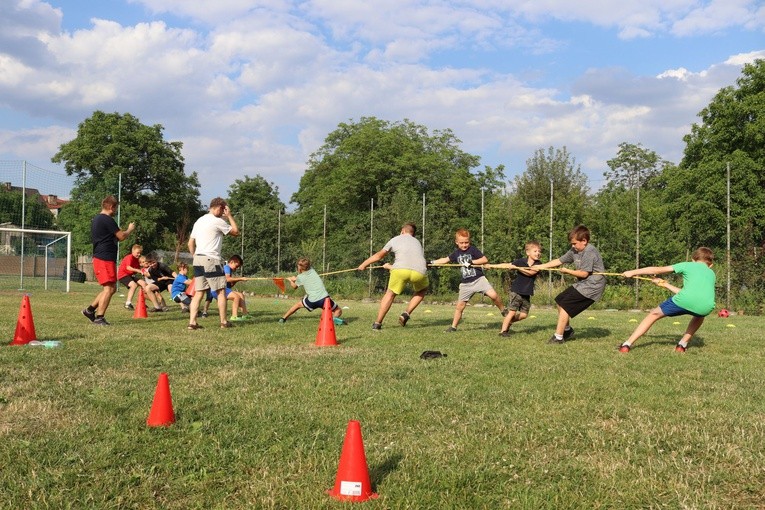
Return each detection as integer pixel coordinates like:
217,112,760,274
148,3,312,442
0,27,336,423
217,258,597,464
535,225,606,344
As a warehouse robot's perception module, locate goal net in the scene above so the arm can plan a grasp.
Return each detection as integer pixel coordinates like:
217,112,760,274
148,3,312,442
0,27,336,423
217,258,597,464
0,228,73,292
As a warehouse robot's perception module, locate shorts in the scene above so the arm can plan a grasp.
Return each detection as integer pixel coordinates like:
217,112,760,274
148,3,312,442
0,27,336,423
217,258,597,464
173,294,191,306
659,298,705,317
387,269,429,295
303,295,338,312
193,255,226,293
458,276,495,302
118,275,139,287
554,286,594,318
93,258,117,286
155,280,171,293
210,287,233,300
506,291,532,314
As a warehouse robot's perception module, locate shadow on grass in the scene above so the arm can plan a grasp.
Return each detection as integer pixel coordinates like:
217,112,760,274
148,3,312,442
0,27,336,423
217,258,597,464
567,327,611,341
369,452,403,491
628,335,706,350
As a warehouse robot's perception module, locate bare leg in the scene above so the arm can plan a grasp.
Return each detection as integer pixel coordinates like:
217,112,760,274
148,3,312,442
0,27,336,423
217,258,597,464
623,307,666,347
125,280,137,304
282,301,304,320
679,315,705,345
452,300,467,328
375,290,397,324
405,288,426,316
95,283,117,316
555,305,570,336
188,289,205,326
216,288,228,324
486,289,504,311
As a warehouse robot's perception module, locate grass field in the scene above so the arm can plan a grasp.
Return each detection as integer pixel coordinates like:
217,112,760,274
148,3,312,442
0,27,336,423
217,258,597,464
1,285,764,509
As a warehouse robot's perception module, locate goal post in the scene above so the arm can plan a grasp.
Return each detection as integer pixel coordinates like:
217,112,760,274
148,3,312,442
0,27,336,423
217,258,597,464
0,227,72,292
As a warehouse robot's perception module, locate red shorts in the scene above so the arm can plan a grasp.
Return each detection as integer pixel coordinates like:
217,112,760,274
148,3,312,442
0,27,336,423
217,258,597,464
93,257,117,285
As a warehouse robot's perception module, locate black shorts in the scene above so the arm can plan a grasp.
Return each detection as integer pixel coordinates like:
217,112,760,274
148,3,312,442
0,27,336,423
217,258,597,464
118,275,138,287
554,286,594,318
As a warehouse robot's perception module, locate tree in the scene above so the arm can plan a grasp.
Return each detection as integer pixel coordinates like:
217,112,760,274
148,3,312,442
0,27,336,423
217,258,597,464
52,111,202,257
223,175,285,274
289,117,500,293
0,189,55,230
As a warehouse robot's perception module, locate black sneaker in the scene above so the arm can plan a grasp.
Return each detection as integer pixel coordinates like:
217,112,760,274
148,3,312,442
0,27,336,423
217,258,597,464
398,312,410,326
124,303,134,310
547,335,565,344
82,308,96,322
93,317,111,326
498,330,511,337
562,327,575,340
445,326,457,333
501,308,510,317
372,322,382,330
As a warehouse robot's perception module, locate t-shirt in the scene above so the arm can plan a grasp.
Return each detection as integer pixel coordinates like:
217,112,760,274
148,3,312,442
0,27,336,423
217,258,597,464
295,268,329,302
383,234,427,274
148,262,174,290
190,213,232,258
447,245,485,283
171,274,188,299
91,213,119,261
224,264,236,288
117,254,140,280
670,261,716,315
510,257,541,296
558,243,606,301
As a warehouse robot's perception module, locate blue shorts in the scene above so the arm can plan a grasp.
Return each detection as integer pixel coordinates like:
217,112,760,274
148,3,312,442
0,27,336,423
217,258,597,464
210,287,232,300
303,296,338,312
659,298,705,317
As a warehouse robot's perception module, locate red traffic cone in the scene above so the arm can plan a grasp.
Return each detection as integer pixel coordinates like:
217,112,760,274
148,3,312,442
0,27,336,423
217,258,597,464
315,297,338,346
328,420,378,502
147,372,175,427
133,289,148,319
185,278,196,297
10,295,37,345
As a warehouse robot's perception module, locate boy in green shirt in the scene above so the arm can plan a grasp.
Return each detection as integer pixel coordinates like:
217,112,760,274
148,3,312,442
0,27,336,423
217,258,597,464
619,247,716,353
279,257,345,325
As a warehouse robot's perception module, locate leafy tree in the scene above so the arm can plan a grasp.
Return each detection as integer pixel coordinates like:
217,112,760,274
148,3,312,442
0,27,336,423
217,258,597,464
289,117,500,292
0,189,55,230
52,111,202,256
222,175,285,274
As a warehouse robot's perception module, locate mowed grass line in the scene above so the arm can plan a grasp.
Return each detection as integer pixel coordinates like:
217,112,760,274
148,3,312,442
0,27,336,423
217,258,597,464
0,287,764,509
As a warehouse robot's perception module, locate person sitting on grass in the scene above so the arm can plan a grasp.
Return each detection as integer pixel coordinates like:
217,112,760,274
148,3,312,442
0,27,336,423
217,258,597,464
138,255,166,312
171,263,192,313
279,257,345,325
619,247,716,354
485,240,542,337
430,228,507,333
145,251,175,310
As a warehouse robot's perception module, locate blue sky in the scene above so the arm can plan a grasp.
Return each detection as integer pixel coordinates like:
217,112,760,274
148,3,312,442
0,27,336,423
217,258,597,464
0,0,763,205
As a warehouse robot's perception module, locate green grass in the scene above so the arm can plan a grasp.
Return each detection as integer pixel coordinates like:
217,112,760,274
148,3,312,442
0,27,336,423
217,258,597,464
1,285,764,509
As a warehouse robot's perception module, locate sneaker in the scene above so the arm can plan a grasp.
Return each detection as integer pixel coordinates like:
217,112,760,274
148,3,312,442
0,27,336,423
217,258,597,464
562,327,575,340
200,312,209,318
498,330,511,338
93,317,110,326
240,314,254,320
547,335,565,344
333,317,346,326
501,308,510,317
675,344,687,353
398,312,410,326
229,316,247,322
278,318,287,324
618,344,631,353
372,322,382,330
124,303,134,310
82,308,96,322
445,326,457,333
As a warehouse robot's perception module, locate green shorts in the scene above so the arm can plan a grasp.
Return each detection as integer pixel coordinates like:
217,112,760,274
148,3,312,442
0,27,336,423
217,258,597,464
388,269,429,295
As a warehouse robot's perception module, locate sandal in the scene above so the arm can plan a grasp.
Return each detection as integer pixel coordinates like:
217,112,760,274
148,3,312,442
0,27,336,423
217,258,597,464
220,321,232,329
187,324,203,330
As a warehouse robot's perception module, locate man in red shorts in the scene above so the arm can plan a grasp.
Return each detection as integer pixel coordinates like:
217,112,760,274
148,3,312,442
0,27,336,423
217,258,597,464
82,195,136,326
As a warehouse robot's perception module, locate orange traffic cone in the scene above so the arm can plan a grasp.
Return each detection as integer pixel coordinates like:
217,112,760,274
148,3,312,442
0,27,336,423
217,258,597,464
10,295,37,345
133,289,148,319
185,278,196,297
315,297,338,346
328,420,378,502
147,372,175,427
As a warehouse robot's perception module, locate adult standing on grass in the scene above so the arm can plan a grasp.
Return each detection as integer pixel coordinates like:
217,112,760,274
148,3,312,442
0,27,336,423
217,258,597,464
187,197,239,330
82,195,135,326
358,222,429,330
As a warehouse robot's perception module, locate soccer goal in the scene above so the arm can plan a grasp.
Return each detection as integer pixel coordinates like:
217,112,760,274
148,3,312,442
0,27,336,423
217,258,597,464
0,227,72,292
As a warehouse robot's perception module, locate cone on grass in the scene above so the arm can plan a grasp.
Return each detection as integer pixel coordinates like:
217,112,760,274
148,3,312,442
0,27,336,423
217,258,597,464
133,289,148,319
146,372,175,427
315,297,338,346
10,295,37,346
327,420,378,502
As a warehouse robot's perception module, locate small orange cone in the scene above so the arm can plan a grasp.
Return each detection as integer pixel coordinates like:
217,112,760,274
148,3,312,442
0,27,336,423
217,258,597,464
10,295,37,345
328,420,378,502
146,372,175,427
185,278,196,297
133,289,148,319
315,297,338,346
